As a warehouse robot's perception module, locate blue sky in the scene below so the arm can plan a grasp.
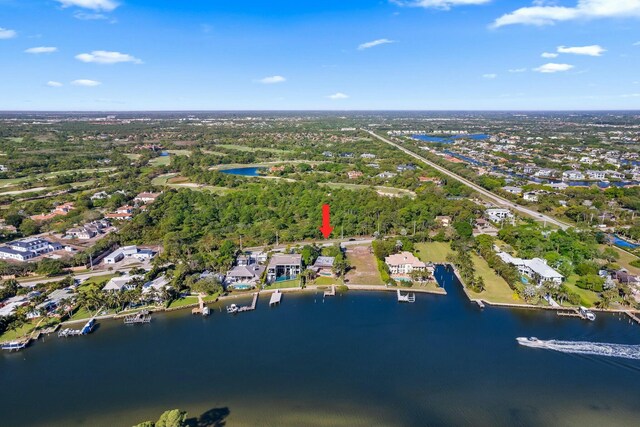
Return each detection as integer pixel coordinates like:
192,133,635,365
0,0,639,110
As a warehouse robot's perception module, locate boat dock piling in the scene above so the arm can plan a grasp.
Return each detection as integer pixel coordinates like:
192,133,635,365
192,295,210,316
237,293,259,312
475,300,485,309
323,285,336,297
270,290,282,306
124,311,151,324
397,289,416,303
625,312,640,325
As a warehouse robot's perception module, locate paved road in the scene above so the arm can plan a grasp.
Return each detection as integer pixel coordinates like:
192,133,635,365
365,130,571,230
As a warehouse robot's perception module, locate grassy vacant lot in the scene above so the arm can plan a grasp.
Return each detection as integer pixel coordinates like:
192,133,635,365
318,182,415,198
0,167,115,187
416,242,523,304
313,276,340,286
467,254,525,304
151,173,231,195
603,245,640,276
215,144,293,154
149,156,171,167
167,294,219,309
345,245,384,286
563,275,600,308
415,242,452,264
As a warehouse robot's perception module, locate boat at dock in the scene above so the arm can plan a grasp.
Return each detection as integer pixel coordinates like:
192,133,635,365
124,310,151,324
58,318,96,337
579,306,596,321
226,304,239,314
1,340,29,352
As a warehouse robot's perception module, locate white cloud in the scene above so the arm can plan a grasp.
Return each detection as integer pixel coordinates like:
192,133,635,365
541,52,559,58
257,75,286,84
0,27,17,39
634,41,640,46
508,68,527,73
73,12,109,20
534,63,574,73
391,0,491,10
482,73,497,79
47,81,63,87
25,46,58,54
557,44,605,56
327,92,349,100
358,38,395,50
492,0,640,28
56,0,119,11
621,93,640,98
71,79,101,86
75,50,142,64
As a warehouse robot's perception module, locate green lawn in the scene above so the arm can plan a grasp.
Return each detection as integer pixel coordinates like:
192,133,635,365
415,242,453,264
149,156,171,167
264,279,300,290
167,293,220,309
0,322,34,342
215,144,293,154
313,276,340,286
124,153,142,160
563,275,600,308
602,245,640,276
81,273,120,286
467,254,525,304
0,167,115,187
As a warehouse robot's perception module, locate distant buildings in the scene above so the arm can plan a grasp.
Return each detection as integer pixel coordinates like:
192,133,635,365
347,171,363,180
134,192,161,204
501,186,523,195
0,237,63,261
103,246,156,265
105,205,134,221
30,202,75,222
485,208,514,223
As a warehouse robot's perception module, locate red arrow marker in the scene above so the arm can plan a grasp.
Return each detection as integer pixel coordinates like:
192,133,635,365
319,204,334,239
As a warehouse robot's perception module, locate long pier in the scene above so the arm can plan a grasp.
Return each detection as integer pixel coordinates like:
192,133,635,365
238,293,259,312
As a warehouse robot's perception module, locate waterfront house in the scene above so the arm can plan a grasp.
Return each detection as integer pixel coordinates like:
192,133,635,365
313,256,335,276
142,275,171,301
266,254,303,283
562,170,584,181
497,252,563,285
384,251,427,276
586,170,607,180
226,264,265,285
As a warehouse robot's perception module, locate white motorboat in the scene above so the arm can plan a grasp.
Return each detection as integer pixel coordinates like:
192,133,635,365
226,304,239,314
579,306,596,321
516,337,546,348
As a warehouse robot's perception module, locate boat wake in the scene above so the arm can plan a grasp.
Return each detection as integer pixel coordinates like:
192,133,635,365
517,338,640,360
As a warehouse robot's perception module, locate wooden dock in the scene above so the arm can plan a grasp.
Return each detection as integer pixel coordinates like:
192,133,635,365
124,311,151,324
397,289,416,303
192,294,210,316
557,309,582,318
323,285,336,297
238,293,259,312
269,290,282,306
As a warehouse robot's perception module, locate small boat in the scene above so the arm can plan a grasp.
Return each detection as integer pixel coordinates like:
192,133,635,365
516,337,546,348
81,318,96,335
579,306,596,321
1,340,29,352
226,304,239,314
202,306,210,316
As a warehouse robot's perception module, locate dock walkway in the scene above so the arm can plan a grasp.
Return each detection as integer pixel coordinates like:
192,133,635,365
270,290,282,306
238,293,259,312
323,285,336,297
397,289,416,303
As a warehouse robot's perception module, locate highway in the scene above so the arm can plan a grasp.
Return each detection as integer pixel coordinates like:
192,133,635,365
365,130,571,230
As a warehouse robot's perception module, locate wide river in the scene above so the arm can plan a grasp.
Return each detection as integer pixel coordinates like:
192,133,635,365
2,266,640,427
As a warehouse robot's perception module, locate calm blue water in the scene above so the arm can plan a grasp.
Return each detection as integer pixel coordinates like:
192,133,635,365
220,167,263,176
413,134,490,144
1,266,639,426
